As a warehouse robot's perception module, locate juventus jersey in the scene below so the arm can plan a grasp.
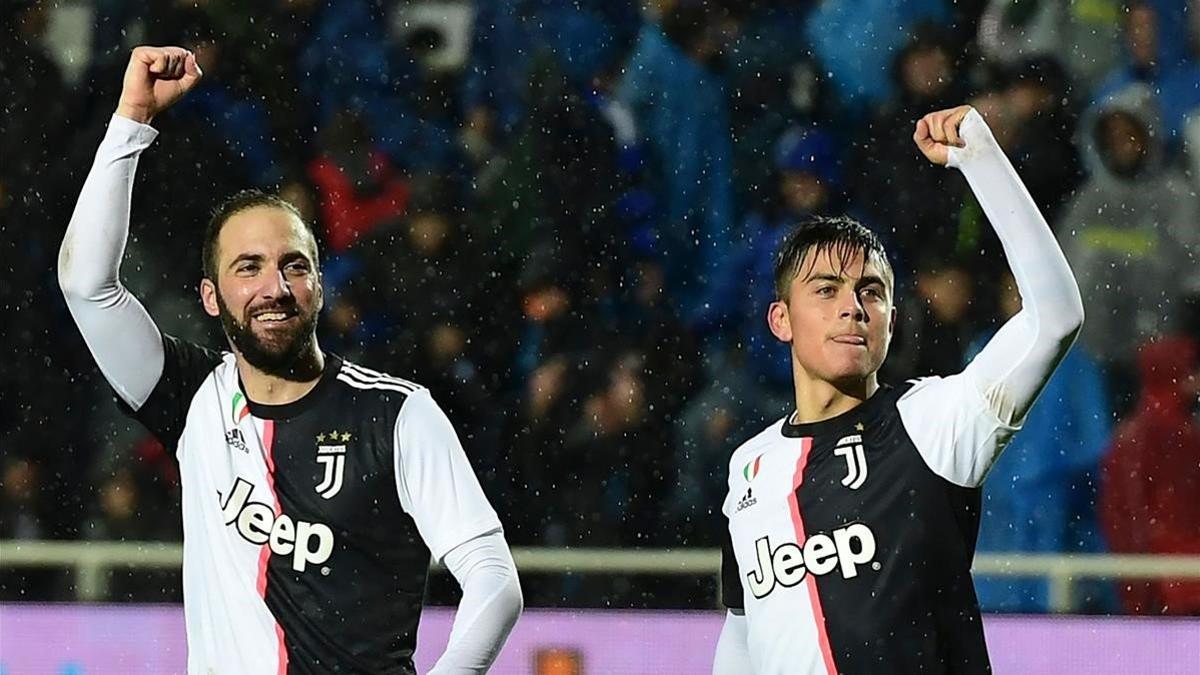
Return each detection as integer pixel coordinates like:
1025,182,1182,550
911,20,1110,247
121,334,502,674
722,376,1019,674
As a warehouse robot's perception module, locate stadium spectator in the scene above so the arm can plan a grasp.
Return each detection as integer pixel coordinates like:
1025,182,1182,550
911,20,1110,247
298,0,458,171
461,0,640,150
1058,82,1200,411
1100,336,1200,615
972,273,1115,613
882,255,977,382
852,26,970,280
990,57,1084,221
976,0,1123,93
307,108,410,254
804,0,949,113
1093,0,1200,152
619,2,738,320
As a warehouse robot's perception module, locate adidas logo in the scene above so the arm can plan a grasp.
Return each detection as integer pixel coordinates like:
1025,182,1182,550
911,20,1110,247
736,487,757,513
225,428,249,454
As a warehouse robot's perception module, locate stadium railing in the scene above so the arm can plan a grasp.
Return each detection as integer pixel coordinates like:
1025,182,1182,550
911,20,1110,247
2,540,1199,613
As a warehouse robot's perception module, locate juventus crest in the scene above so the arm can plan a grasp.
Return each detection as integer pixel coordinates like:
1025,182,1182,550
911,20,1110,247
834,433,868,490
315,430,351,499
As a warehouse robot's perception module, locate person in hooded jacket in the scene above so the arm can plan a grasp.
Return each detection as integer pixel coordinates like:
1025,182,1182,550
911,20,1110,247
1100,335,1200,615
1057,81,1200,411
1093,0,1200,153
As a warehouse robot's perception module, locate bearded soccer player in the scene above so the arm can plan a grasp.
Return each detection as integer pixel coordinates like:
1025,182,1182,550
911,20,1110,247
711,106,1084,674
58,46,522,673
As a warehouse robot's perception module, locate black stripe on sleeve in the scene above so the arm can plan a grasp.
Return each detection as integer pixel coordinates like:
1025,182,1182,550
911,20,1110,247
116,333,223,452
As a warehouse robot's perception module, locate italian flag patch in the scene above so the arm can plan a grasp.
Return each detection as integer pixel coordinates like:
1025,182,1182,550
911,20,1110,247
743,455,762,481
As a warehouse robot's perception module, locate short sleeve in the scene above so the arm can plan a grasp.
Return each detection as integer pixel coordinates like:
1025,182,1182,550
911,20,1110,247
393,389,503,562
721,527,744,610
116,333,223,452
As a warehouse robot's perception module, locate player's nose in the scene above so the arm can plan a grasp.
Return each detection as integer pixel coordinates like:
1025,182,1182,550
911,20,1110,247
839,296,866,322
261,267,293,300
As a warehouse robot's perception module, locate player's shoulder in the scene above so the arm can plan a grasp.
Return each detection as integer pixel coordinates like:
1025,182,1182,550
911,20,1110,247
159,333,235,393
728,416,789,467
333,358,428,403
163,333,230,370
891,375,974,427
894,374,981,411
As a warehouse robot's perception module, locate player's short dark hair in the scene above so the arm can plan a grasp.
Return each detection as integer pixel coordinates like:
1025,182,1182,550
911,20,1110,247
202,190,317,281
773,215,893,301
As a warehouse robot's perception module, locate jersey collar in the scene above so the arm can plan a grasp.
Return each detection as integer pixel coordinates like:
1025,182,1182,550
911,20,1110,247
240,353,344,420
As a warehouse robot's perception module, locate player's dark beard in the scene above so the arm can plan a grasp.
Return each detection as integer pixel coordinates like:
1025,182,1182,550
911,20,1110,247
216,292,319,380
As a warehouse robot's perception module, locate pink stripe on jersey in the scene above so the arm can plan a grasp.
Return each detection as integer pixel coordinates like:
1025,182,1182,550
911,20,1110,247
257,420,288,675
787,436,838,675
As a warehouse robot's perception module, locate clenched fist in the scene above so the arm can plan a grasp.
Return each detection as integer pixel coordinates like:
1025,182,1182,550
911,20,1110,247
913,105,973,166
115,46,203,125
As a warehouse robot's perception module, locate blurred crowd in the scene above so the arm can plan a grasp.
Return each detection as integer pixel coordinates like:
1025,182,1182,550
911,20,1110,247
2,0,1199,614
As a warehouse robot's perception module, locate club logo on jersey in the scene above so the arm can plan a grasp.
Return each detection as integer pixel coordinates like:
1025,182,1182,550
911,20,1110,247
834,433,868,490
746,523,877,599
219,477,334,572
735,487,757,513
225,428,250,454
315,431,351,499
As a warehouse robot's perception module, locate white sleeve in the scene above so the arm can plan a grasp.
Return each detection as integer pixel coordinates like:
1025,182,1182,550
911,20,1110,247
58,114,165,411
427,531,523,674
712,611,752,675
393,389,504,561
898,108,1085,488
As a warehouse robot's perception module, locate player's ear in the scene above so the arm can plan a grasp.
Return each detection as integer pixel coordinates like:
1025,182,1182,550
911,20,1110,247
315,268,325,314
768,300,793,343
200,277,220,318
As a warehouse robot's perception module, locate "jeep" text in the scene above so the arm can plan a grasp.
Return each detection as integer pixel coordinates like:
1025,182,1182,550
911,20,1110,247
220,478,334,573
746,524,877,598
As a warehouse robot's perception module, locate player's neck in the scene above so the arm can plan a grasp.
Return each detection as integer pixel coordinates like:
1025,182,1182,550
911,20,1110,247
790,373,879,425
236,344,326,405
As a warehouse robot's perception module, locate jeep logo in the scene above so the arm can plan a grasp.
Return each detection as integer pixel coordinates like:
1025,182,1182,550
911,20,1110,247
220,478,334,572
746,524,877,598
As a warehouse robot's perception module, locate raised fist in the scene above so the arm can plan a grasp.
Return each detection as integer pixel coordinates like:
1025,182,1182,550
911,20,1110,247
913,105,974,166
115,46,203,125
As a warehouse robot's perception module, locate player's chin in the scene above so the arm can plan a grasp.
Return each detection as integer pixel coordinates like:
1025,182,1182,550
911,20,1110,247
823,352,880,381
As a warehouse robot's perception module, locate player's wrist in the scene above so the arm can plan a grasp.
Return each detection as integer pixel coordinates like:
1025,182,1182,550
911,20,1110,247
115,101,154,125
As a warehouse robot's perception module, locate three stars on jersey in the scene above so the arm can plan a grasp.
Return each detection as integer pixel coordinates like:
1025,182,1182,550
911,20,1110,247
314,430,351,500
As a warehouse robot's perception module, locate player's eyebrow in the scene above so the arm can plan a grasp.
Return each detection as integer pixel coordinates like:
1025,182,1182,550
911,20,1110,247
805,273,889,296
279,251,312,266
227,253,265,271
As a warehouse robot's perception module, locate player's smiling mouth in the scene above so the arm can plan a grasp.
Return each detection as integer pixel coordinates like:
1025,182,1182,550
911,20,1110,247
251,309,299,326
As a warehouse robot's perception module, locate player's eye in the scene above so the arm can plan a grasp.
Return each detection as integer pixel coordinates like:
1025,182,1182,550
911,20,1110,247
236,262,259,275
284,261,310,275
816,286,836,297
861,287,883,300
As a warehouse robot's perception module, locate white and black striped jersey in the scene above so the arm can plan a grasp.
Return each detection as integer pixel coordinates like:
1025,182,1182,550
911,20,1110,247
720,377,1014,673
122,335,501,674
716,109,1087,675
